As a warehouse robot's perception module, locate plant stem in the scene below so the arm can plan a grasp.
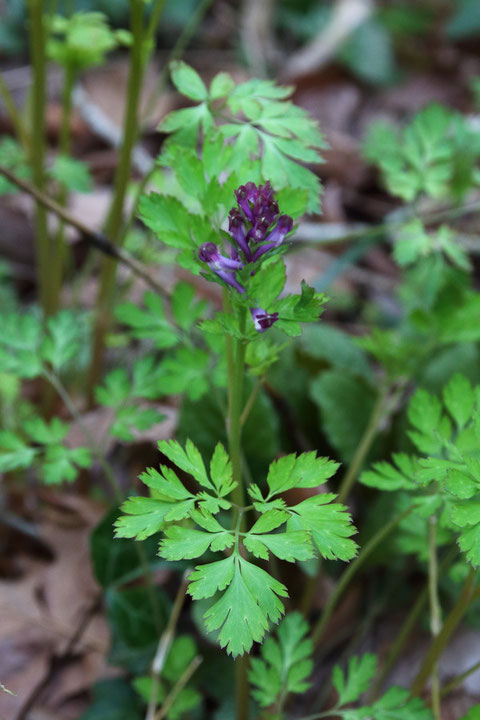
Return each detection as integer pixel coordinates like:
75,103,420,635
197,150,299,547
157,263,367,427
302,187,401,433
0,71,30,150
337,383,389,505
50,62,76,310
0,164,170,298
88,0,147,400
27,0,54,316
240,378,261,427
411,567,479,697
225,306,249,720
372,546,457,699
312,507,413,647
155,656,202,720
122,0,215,239
229,310,247,512
441,658,480,697
428,516,442,720
146,570,190,720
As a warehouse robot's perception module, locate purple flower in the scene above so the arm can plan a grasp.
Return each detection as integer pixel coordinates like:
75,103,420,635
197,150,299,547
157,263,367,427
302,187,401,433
228,208,251,260
198,242,245,293
229,182,292,263
250,307,279,333
252,215,294,261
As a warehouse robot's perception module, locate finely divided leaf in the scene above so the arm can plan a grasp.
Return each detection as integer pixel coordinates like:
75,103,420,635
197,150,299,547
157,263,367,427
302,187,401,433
288,495,358,561
332,653,377,706
157,439,213,491
202,556,287,656
159,525,234,560
244,530,314,562
266,452,339,497
249,612,313,707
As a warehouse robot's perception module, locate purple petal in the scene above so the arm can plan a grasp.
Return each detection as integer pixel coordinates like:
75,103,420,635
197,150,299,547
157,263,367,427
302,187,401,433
250,307,279,332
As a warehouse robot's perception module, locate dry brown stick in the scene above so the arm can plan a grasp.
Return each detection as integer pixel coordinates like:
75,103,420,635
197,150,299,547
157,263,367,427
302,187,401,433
0,164,170,299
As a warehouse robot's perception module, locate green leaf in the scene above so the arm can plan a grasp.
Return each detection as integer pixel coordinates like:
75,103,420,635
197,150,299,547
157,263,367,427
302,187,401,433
49,155,93,192
158,438,213,490
266,452,340,496
340,19,395,85
90,506,161,589
106,586,169,673
0,137,31,195
209,72,235,99
110,405,165,442
244,529,314,562
41,445,91,484
171,281,207,330
0,431,36,471
24,416,69,444
188,556,235,599
138,193,197,249
166,145,207,200
407,388,445,455
332,653,377,706
249,612,313,707
159,525,234,560
115,291,178,349
156,346,210,401
363,686,433,720
300,323,372,380
42,310,82,371
460,706,480,720
114,497,179,540
310,370,375,462
287,494,357,561
394,219,432,266
79,679,143,720
248,258,286,308
210,442,236,497
361,453,418,492
201,555,288,656
451,502,480,566
170,60,207,101
95,367,130,406
443,373,474,428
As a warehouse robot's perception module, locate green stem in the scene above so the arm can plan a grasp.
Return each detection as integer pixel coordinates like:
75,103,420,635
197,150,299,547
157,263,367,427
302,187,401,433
0,164,170,298
337,383,389,505
441,658,480,697
88,0,147,400
411,567,479,697
50,62,76,310
240,378,261,427
27,0,54,316
145,0,167,48
229,310,247,512
302,382,390,618
372,547,457,699
313,506,413,647
225,306,249,720
0,71,30,150
428,516,442,720
155,656,202,720
146,570,190,720
122,0,215,241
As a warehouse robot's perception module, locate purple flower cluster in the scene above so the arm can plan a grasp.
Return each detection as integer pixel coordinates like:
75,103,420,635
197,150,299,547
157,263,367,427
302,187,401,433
198,182,293,332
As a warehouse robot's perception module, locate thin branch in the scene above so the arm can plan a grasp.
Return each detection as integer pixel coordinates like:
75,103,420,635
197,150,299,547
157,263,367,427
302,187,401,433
155,656,203,720
0,164,170,299
146,571,191,720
